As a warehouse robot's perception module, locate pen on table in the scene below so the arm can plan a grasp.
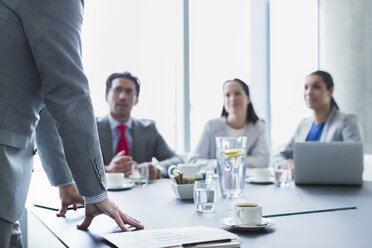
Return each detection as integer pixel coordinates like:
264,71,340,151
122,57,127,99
33,203,84,212
263,206,357,218
182,239,232,247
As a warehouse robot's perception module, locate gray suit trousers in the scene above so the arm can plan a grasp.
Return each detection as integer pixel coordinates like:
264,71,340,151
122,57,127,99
0,144,34,223
0,218,24,248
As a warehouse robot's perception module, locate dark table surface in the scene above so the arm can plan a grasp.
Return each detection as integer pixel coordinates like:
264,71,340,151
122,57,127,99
29,179,372,248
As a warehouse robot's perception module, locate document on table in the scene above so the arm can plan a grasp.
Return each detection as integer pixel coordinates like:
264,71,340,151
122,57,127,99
101,226,239,248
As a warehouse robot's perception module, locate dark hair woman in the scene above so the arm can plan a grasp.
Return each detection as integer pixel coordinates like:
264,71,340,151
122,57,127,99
221,78,259,124
272,70,362,169
188,78,269,170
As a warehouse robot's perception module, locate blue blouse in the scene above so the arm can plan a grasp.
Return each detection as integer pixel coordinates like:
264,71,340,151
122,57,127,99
306,122,325,141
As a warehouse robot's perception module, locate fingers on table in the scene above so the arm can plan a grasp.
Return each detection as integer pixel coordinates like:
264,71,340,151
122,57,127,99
76,215,95,230
112,210,130,232
119,211,144,230
56,204,69,217
72,203,78,210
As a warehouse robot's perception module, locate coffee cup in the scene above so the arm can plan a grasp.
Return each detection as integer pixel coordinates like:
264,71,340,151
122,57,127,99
253,168,272,182
234,203,262,225
168,163,202,179
106,173,125,189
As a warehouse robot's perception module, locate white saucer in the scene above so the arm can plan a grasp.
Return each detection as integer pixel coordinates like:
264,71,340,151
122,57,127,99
245,177,274,184
107,179,135,191
220,217,276,230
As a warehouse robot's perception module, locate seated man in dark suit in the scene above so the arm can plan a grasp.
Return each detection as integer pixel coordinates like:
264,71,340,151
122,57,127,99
97,71,183,180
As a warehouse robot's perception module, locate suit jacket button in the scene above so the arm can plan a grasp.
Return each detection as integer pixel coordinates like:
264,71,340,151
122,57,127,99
94,158,100,164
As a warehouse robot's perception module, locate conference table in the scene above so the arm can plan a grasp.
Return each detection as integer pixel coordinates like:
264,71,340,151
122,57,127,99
28,176,372,248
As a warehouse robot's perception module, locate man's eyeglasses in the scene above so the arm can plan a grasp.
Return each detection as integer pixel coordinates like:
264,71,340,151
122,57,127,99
111,87,135,96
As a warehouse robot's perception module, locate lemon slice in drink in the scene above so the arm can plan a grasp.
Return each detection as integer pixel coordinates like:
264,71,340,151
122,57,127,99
224,149,246,157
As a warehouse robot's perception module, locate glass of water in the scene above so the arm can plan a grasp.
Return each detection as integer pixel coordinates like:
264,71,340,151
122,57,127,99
273,161,292,187
216,136,247,197
130,163,149,187
193,180,217,212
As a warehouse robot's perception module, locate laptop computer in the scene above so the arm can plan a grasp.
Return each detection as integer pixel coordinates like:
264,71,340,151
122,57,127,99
294,142,364,186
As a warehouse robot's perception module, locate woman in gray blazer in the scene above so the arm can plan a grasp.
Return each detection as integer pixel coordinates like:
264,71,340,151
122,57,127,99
274,70,363,165
189,79,269,169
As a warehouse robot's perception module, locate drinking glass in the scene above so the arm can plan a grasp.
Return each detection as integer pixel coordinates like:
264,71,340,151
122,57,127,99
130,163,149,187
216,136,247,198
273,161,292,187
193,180,217,212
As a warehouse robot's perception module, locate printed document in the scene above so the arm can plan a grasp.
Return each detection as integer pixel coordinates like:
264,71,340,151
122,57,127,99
101,226,239,248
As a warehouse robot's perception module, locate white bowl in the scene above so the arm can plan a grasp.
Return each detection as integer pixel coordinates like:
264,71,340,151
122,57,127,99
171,182,194,200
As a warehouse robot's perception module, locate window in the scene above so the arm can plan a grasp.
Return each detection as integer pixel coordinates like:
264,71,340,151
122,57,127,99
81,0,181,150
270,0,318,154
80,0,318,156
189,0,251,151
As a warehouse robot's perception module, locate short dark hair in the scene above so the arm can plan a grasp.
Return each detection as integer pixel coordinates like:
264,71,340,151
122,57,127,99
307,70,339,110
221,78,259,123
105,71,140,97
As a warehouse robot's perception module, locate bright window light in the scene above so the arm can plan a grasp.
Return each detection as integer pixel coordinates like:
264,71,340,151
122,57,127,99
81,0,181,150
270,0,318,154
189,0,251,150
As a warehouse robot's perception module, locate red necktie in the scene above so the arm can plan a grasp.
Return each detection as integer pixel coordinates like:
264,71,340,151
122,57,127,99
116,125,129,155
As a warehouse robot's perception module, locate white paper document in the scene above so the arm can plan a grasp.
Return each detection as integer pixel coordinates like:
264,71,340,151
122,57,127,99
101,226,239,248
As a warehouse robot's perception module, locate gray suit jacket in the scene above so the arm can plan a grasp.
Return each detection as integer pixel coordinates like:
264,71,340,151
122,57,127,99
0,0,105,222
97,116,183,176
188,117,269,168
274,107,363,163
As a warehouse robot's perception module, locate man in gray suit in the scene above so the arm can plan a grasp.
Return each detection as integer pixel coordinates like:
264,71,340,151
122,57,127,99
98,71,183,180
0,1,143,247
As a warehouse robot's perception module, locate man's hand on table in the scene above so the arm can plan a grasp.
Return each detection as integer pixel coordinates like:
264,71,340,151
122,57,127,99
106,150,134,177
57,183,84,217
106,152,161,180
146,162,159,181
57,183,144,232
77,198,144,232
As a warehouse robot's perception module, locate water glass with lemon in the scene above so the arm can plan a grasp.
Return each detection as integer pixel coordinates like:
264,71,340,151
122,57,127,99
216,136,247,197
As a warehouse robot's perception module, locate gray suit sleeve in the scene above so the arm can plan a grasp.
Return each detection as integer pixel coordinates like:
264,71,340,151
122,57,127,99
342,114,363,142
246,122,270,168
188,121,215,163
21,0,106,197
36,108,73,187
272,117,310,166
152,125,183,175
271,135,295,166
188,121,219,172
